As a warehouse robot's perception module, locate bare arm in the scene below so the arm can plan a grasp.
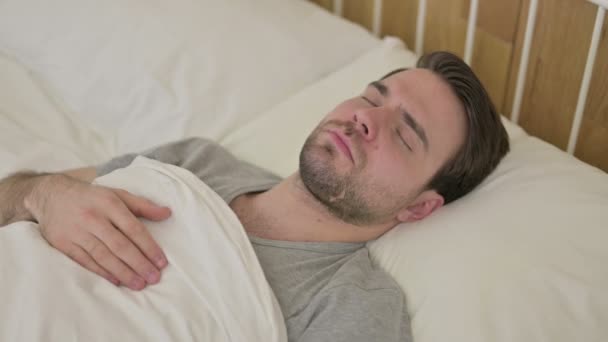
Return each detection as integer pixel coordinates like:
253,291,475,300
63,166,97,182
0,167,95,226
0,166,171,290
0,171,47,225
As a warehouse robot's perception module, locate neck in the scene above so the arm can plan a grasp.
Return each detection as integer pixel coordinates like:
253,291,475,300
238,172,396,243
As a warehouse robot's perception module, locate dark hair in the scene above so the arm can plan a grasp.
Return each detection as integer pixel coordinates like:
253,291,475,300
382,51,510,204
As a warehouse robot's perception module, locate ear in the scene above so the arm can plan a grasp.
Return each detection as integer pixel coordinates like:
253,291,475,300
396,190,444,223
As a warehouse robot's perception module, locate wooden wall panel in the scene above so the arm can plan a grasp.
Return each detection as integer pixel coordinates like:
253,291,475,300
380,0,418,49
504,0,599,151
423,0,468,54
574,14,608,171
343,0,375,32
468,0,522,111
472,0,521,43
419,0,522,111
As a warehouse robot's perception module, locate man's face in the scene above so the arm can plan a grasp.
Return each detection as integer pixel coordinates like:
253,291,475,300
299,68,467,226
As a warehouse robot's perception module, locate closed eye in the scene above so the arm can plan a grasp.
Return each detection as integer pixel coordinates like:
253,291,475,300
361,96,378,107
396,128,413,151
362,96,412,151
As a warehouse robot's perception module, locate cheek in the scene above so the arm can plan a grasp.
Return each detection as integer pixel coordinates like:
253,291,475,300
364,149,426,191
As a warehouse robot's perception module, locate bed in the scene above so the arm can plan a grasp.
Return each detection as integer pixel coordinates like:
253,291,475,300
0,0,607,341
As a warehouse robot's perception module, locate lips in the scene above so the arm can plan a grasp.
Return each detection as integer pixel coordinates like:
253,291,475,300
328,130,354,163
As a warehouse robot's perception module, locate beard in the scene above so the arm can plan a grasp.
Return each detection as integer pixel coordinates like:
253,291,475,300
299,120,403,226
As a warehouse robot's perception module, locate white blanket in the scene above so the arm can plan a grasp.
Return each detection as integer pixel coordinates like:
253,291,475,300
0,157,286,342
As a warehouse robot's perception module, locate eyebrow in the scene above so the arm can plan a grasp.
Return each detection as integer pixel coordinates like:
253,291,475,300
368,81,430,151
369,81,388,96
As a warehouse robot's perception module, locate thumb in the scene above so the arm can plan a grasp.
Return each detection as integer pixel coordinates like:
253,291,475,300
112,189,172,221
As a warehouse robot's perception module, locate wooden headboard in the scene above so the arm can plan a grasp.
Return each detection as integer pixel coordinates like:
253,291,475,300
310,0,608,173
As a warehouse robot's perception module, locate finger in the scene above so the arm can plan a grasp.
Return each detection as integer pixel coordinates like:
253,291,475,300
91,214,163,284
78,232,148,291
64,243,119,286
113,189,171,221
109,194,169,270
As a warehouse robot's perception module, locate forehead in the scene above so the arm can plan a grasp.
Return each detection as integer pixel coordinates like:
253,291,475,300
378,68,467,163
380,68,460,112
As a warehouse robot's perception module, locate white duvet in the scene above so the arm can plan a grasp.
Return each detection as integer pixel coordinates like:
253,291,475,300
0,157,286,342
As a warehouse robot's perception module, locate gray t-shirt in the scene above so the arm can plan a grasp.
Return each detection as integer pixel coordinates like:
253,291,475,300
97,137,412,342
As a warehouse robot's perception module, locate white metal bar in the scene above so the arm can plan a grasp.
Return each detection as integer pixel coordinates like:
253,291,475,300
567,6,605,154
372,0,384,37
588,0,608,9
511,0,539,124
415,0,427,56
333,0,343,16
464,0,479,64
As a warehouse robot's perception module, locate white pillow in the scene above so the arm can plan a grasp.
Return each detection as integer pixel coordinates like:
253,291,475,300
0,53,111,177
0,0,379,155
369,135,608,342
222,37,608,342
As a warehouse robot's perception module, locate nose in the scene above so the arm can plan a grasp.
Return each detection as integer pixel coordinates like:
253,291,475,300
352,107,382,142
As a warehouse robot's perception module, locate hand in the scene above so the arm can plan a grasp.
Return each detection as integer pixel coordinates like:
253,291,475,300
26,174,171,290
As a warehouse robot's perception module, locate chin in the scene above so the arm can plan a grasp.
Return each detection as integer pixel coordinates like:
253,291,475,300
300,138,338,187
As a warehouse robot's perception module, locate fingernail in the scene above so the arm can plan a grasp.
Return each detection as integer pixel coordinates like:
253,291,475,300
130,277,146,290
155,255,168,268
146,270,160,284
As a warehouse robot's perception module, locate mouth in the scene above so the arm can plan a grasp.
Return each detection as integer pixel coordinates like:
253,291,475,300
328,130,354,163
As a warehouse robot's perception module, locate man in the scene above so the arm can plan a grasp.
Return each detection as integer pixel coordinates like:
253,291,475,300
0,51,509,341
